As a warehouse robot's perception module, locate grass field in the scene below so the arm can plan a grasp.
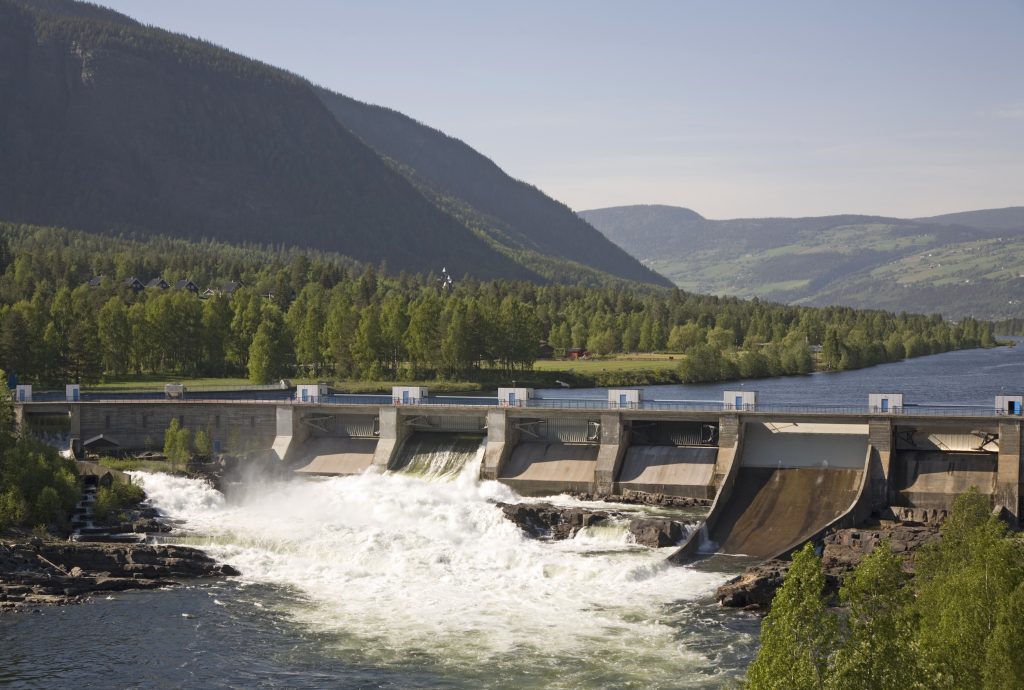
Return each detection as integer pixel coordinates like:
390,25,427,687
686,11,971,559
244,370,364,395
89,376,266,391
83,360,683,394
533,354,683,374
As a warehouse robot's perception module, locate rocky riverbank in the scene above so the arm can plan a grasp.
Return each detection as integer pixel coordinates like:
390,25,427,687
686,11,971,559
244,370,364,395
0,537,239,610
569,490,712,509
715,520,940,609
497,501,697,547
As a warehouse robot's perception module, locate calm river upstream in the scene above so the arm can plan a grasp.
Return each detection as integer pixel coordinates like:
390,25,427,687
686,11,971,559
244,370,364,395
1,342,1020,689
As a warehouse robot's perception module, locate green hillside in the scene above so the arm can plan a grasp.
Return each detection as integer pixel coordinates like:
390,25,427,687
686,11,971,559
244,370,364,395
581,204,1024,319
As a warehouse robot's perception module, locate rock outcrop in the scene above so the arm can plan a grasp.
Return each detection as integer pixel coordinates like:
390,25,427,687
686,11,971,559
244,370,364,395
498,502,614,540
714,521,940,610
498,502,694,546
0,538,239,610
572,491,712,509
627,518,691,547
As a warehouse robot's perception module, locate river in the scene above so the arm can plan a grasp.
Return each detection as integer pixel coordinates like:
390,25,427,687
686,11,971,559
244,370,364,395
1,342,1020,689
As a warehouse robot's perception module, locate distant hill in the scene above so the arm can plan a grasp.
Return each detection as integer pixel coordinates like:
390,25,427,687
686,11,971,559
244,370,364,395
580,205,1024,319
917,207,1024,232
0,0,668,286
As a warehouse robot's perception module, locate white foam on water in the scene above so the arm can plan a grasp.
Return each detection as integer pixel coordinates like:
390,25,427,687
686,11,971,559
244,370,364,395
136,468,735,686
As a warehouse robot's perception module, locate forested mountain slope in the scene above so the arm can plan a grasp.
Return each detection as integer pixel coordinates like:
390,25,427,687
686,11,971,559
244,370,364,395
581,204,1024,319
316,89,670,287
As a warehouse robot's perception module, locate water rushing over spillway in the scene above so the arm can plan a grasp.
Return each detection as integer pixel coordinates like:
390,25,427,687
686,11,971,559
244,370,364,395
389,432,485,479
131,463,756,688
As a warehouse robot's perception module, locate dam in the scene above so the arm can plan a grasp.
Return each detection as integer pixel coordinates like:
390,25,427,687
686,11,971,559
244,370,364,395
14,384,1024,561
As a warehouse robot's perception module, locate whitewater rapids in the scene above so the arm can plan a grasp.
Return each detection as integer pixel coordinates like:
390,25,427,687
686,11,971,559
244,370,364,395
134,460,745,688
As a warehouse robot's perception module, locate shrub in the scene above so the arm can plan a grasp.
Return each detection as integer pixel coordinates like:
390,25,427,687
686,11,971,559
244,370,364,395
93,481,145,523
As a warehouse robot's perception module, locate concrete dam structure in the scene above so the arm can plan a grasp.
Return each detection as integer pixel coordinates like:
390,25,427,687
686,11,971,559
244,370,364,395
14,385,1024,562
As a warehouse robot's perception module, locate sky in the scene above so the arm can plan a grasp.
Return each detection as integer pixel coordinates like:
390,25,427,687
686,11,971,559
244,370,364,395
94,1,1024,219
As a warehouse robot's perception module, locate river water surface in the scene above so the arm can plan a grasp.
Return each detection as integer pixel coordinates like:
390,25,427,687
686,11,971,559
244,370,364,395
1,342,1020,689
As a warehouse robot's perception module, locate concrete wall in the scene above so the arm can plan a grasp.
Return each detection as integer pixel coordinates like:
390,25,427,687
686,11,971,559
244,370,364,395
868,418,894,510
77,402,277,453
740,422,868,469
997,420,1022,524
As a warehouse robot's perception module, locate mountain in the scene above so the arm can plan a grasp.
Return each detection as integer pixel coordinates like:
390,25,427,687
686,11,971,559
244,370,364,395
580,204,1024,319
314,90,670,286
0,0,668,286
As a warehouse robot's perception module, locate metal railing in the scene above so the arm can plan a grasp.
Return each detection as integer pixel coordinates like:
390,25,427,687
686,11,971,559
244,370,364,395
12,391,1019,418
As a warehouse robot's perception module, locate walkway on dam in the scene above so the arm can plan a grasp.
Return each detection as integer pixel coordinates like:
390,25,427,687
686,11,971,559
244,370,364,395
16,389,1018,418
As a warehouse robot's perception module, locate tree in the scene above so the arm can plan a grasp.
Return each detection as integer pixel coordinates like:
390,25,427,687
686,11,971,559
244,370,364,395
97,297,131,376
746,543,836,690
247,304,293,384
201,294,233,376
163,418,191,472
826,539,918,690
193,428,212,459
162,415,189,470
915,488,1024,689
405,291,442,375
350,303,383,378
984,582,1024,690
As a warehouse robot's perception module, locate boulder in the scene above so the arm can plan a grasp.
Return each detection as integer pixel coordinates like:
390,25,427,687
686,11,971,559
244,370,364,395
716,560,790,609
497,502,615,540
627,518,691,547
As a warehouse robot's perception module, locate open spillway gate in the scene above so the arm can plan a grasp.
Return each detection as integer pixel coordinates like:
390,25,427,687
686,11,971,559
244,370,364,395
888,423,1002,519
386,414,487,477
615,421,720,499
290,413,381,476
497,416,602,496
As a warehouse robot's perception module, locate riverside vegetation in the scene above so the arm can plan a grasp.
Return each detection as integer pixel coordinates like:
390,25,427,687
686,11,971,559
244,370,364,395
0,224,997,389
745,489,1024,689
0,379,79,532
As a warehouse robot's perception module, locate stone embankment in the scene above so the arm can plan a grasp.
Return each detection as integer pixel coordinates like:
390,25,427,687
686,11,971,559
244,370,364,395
497,502,696,547
0,538,238,610
715,520,940,609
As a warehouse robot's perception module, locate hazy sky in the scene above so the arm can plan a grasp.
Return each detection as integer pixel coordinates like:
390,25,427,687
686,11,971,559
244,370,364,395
95,1,1023,219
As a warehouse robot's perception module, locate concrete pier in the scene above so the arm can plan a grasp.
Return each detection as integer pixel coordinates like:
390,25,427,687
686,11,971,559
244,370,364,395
371,407,409,471
593,413,627,495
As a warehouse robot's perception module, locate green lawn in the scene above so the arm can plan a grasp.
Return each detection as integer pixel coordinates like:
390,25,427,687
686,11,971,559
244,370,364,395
90,376,269,391
533,354,682,374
